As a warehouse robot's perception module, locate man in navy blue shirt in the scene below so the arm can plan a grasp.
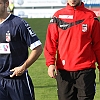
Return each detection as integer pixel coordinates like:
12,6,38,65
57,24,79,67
0,0,43,100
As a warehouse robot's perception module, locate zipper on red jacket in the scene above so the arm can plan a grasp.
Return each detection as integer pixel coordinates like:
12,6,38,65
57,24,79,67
73,7,76,26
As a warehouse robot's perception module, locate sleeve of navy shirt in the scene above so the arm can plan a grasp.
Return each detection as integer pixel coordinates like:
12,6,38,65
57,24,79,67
18,19,42,50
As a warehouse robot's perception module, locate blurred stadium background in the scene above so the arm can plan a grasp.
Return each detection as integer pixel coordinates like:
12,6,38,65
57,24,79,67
9,0,100,18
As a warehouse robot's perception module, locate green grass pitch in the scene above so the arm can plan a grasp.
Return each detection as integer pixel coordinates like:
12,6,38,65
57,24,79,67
24,17,100,100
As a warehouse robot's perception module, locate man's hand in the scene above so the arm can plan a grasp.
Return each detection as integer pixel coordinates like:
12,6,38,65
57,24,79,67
10,66,25,77
48,65,57,78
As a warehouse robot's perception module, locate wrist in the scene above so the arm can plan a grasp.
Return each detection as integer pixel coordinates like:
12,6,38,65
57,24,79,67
49,65,55,67
22,62,28,71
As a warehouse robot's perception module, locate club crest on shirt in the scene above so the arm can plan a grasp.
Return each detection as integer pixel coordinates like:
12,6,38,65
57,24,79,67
6,31,11,42
82,24,87,32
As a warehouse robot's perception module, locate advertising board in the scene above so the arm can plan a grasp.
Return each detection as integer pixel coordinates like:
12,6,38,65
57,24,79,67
14,0,100,18
14,0,67,7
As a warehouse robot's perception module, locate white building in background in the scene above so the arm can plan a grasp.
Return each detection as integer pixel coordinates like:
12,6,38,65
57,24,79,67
13,0,100,18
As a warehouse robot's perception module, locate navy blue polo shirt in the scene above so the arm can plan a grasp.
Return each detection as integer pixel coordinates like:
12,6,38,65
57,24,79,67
0,14,41,77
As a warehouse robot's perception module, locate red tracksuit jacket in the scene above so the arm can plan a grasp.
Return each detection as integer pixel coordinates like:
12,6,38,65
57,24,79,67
44,2,100,71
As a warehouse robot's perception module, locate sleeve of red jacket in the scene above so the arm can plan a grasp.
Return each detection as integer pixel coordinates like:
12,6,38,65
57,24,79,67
91,17,100,70
44,17,59,67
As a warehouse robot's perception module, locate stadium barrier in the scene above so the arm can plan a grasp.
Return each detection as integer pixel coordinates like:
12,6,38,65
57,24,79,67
13,0,100,18
90,8,100,17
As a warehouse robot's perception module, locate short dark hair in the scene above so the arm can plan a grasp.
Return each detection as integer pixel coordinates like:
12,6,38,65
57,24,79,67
3,0,8,3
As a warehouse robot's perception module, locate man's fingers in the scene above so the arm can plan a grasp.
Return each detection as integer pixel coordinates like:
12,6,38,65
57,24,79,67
10,69,15,72
48,69,57,78
10,71,16,77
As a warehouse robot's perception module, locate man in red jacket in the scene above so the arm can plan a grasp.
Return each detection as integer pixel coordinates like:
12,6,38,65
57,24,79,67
44,0,100,100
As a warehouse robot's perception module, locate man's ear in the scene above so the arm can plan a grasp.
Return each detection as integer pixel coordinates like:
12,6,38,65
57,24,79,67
5,1,9,8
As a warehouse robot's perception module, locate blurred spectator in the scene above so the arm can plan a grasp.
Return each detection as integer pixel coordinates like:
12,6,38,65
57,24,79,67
8,0,14,13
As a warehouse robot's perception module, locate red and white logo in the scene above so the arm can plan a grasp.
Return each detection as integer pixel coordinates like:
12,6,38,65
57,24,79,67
82,24,87,32
6,31,11,42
